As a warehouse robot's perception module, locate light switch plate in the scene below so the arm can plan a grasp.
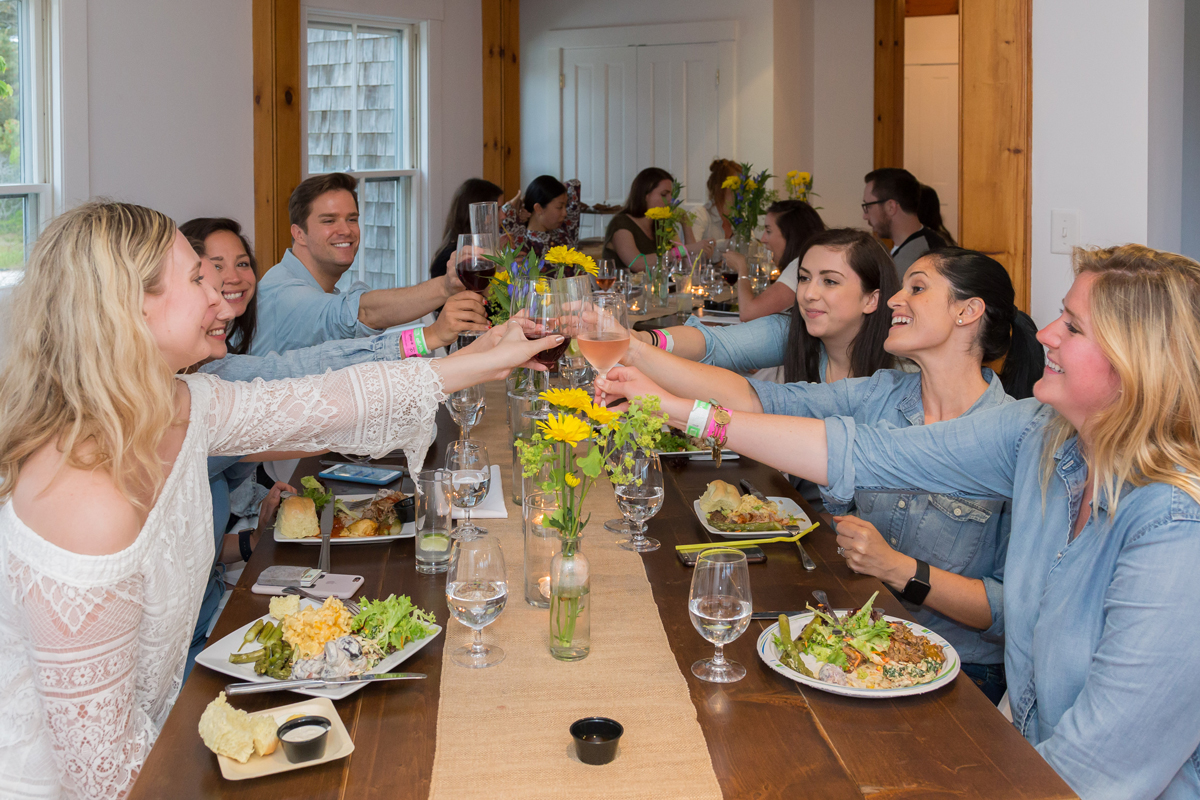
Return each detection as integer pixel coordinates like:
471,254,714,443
1051,210,1080,254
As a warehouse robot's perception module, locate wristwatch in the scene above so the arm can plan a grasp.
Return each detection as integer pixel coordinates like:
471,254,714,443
901,559,931,606
238,529,255,562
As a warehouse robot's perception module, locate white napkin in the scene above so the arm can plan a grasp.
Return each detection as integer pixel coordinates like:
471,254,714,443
452,464,508,519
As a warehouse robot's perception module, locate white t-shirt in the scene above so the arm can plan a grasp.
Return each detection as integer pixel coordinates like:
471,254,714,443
775,258,800,291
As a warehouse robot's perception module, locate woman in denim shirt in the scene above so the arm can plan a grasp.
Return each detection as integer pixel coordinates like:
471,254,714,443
612,248,1043,702
605,244,1200,799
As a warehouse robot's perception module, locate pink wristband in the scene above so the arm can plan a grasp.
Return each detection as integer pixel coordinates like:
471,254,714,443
653,329,669,350
704,408,728,439
400,328,421,358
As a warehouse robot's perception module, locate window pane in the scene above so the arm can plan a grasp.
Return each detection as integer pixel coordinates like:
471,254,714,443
307,24,353,175
335,176,411,292
0,1,24,185
355,28,400,171
0,194,30,277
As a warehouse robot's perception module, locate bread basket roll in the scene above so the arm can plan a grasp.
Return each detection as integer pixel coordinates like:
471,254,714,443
697,480,741,514
277,496,319,539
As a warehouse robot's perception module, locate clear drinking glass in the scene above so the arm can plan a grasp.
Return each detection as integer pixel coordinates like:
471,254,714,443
688,548,752,682
523,491,561,607
603,439,635,535
453,329,488,353
577,292,630,382
615,453,664,552
445,535,508,668
455,233,496,294
446,439,490,539
414,469,454,574
447,383,486,439
594,258,618,292
468,201,499,246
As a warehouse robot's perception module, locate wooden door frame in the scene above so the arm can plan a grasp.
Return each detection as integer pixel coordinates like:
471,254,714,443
482,0,520,199
874,0,1032,311
252,0,303,275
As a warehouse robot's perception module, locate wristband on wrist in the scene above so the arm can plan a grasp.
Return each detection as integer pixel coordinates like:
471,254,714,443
652,329,669,351
413,327,430,356
659,329,674,353
648,330,661,349
686,400,712,439
702,401,732,465
400,329,420,358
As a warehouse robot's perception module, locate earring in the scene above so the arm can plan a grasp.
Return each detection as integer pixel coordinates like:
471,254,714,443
956,318,963,325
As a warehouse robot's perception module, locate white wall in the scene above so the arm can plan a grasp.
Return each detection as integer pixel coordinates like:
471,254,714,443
520,0,774,190
86,0,254,231
1030,0,1152,326
1148,0,1185,253
1182,0,1200,261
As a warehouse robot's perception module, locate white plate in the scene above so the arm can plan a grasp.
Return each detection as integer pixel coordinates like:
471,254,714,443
691,496,810,538
196,599,442,700
756,612,961,699
274,494,415,545
214,696,353,780
657,448,739,461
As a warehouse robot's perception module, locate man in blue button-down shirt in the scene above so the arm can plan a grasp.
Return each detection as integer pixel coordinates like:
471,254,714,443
253,172,488,356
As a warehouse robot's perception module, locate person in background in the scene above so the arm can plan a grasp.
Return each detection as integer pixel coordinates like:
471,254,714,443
432,178,505,279
253,172,488,355
501,174,582,257
918,183,957,246
604,248,1043,704
601,167,712,272
862,167,946,281
697,158,741,242
722,200,825,322
629,229,896,385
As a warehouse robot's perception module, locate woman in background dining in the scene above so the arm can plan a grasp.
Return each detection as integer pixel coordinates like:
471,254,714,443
431,177,505,278
697,158,741,242
601,167,711,272
724,199,825,322
918,183,956,247
501,174,582,257
0,200,562,797
600,243,1200,798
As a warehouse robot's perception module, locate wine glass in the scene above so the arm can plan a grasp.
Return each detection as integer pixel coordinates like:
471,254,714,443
456,233,496,293
594,258,618,292
577,292,630,382
447,384,485,439
688,548,752,683
469,201,499,244
445,535,508,668
452,329,488,353
614,453,664,552
526,280,572,370
446,439,491,539
603,438,636,535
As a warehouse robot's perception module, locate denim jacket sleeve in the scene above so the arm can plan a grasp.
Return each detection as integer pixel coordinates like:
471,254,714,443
822,399,1047,506
255,281,382,354
749,372,885,418
1038,506,1200,799
686,313,789,372
199,331,402,382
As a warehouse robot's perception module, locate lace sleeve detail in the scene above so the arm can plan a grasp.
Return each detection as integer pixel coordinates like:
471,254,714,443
183,359,447,475
8,554,151,799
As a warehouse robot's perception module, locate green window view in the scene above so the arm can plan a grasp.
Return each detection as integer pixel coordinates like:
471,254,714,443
0,1,28,274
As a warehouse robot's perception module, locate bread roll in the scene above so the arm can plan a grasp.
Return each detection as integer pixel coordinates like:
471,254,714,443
278,496,319,539
198,692,279,763
698,480,741,514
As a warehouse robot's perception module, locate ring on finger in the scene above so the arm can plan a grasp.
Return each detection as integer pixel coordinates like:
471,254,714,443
837,546,846,557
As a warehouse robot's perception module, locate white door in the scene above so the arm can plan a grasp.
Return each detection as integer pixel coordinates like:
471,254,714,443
904,15,960,241
635,43,721,207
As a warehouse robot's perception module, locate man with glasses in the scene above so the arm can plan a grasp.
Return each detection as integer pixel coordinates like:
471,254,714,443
861,167,946,280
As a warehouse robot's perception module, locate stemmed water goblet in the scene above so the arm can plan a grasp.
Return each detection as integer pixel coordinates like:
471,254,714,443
447,384,485,439
446,439,490,539
614,452,664,552
445,534,508,668
688,548,752,682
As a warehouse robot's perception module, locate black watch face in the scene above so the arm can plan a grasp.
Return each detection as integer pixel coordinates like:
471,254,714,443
904,579,931,605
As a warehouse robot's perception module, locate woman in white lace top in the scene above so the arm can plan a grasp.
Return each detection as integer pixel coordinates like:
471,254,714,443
0,201,562,799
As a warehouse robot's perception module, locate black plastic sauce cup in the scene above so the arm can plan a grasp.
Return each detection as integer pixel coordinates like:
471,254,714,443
569,717,623,765
277,715,332,763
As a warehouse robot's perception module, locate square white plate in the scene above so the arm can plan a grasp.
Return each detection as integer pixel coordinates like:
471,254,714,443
691,496,810,539
215,696,353,781
274,494,415,545
196,599,441,700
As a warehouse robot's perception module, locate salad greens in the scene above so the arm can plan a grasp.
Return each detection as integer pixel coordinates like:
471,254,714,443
775,591,892,672
351,594,437,652
301,476,333,513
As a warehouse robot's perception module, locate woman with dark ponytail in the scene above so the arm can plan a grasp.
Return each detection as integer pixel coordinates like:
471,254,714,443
596,246,1043,705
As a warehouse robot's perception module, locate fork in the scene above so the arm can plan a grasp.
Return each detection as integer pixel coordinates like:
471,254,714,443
281,586,361,616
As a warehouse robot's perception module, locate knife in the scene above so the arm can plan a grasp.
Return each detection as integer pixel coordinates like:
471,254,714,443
224,672,427,696
751,611,809,620
739,480,817,571
318,490,335,575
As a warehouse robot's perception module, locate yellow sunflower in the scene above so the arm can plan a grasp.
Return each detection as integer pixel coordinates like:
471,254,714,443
583,402,619,427
570,251,599,276
644,206,673,221
798,171,812,184
540,387,592,412
494,269,510,284
745,179,758,191
564,472,581,488
544,245,575,265
537,413,592,448
722,175,741,190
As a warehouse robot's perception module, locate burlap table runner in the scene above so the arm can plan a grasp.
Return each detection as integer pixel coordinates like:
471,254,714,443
427,382,723,799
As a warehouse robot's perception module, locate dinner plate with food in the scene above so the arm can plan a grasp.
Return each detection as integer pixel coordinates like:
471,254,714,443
692,480,809,537
196,594,441,700
656,429,738,461
756,592,960,698
274,476,415,544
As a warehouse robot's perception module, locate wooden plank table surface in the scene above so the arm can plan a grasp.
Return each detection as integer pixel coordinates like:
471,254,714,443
131,402,1074,799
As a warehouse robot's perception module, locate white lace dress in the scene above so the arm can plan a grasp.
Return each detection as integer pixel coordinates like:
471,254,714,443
0,361,445,799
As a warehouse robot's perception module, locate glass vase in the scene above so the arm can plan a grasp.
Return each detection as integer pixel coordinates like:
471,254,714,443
507,386,549,507
523,492,561,608
549,536,591,661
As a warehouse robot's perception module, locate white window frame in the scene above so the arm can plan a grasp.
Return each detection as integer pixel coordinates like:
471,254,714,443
302,9,425,289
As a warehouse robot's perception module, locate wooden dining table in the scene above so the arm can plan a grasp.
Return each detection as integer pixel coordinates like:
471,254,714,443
131,400,1075,799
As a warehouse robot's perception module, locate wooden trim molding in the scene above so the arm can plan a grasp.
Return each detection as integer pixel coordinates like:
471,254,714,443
959,0,1032,311
906,0,959,16
253,0,302,275
482,0,520,198
873,0,905,169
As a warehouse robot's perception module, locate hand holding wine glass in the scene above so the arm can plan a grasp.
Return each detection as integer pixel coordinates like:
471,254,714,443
445,535,508,668
688,548,752,682
455,233,496,293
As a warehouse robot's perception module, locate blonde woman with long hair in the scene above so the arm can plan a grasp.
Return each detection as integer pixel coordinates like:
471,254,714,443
0,201,561,797
597,244,1200,799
